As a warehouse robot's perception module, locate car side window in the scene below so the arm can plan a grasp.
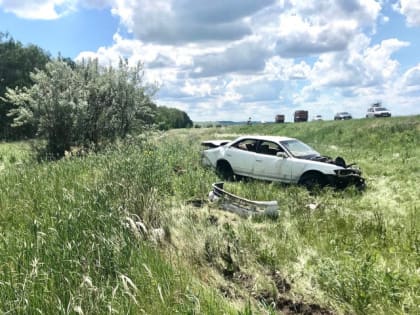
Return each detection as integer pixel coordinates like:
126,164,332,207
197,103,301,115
232,139,257,152
257,141,283,156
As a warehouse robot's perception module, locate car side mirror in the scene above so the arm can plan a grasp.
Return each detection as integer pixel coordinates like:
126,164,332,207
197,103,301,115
276,152,287,159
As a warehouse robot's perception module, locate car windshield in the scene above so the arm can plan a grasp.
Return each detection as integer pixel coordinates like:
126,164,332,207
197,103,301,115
280,140,319,158
374,107,387,111
340,112,349,115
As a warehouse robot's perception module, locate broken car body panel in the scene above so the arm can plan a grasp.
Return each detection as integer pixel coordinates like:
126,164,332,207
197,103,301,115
201,135,365,189
209,182,279,217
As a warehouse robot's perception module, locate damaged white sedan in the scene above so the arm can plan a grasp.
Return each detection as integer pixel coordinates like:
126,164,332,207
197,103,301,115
202,135,365,190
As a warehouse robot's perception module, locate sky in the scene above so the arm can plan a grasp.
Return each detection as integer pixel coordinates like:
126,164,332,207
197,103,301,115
1,0,419,122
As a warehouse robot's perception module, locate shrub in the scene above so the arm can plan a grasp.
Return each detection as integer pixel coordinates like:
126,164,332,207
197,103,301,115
4,59,156,158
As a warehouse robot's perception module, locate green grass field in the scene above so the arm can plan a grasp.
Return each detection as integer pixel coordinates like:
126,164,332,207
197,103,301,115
0,116,419,314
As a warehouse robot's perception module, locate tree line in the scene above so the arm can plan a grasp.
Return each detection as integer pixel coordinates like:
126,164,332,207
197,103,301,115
0,32,193,157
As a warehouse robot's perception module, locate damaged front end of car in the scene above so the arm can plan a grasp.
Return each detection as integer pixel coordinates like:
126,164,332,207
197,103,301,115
329,168,366,190
328,157,365,189
307,155,366,190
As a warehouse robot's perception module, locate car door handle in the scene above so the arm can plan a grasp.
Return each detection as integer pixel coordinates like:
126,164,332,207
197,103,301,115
255,159,262,162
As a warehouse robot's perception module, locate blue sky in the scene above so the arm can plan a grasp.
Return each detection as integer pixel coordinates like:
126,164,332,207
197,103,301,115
0,8,119,58
0,0,419,122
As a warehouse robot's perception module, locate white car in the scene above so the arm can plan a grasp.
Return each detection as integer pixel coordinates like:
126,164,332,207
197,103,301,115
334,112,352,120
202,135,365,189
366,106,391,118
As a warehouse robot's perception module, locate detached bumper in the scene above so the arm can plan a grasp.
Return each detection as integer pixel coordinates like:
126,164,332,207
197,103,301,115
209,182,279,217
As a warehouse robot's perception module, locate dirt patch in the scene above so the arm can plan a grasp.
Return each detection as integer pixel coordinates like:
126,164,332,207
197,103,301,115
276,297,333,315
253,292,333,315
186,199,206,207
219,284,240,299
239,270,334,314
271,270,291,294
233,271,254,291
206,214,218,225
253,289,277,307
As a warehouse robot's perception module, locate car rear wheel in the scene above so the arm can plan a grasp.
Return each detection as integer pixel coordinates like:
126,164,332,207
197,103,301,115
216,160,234,181
299,172,326,190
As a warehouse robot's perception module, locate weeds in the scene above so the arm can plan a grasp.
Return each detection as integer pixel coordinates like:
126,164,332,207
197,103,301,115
0,138,234,314
0,116,419,314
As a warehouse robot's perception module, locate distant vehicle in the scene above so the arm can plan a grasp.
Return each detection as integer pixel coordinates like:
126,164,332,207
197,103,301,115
201,135,365,190
275,114,285,123
313,115,323,121
334,112,352,120
366,106,391,118
294,110,308,122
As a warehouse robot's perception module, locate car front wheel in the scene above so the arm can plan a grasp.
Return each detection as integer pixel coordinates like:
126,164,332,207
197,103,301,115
299,172,326,190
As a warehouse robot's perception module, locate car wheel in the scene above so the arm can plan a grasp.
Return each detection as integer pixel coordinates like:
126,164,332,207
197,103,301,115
299,172,326,190
355,178,366,191
216,160,234,181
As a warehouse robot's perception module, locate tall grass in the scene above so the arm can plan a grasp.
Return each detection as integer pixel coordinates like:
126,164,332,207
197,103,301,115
0,136,234,314
1,116,419,314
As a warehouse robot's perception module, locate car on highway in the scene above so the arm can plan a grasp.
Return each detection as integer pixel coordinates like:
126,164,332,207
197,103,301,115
294,110,308,122
366,106,391,118
201,135,365,190
334,112,352,120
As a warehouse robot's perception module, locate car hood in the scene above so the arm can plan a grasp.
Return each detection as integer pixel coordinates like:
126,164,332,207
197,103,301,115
302,155,349,168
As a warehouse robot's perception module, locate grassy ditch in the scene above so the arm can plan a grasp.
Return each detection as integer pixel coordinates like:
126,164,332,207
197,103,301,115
0,115,419,314
0,137,234,314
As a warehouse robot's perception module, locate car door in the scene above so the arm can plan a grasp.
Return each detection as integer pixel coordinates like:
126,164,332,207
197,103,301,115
224,138,258,175
253,141,293,182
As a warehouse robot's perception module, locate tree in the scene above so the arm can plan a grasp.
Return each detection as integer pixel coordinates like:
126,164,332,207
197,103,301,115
75,58,156,144
3,58,157,158
0,32,50,139
156,106,193,130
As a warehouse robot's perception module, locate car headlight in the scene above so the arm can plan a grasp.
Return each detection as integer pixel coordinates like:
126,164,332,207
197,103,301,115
334,169,358,176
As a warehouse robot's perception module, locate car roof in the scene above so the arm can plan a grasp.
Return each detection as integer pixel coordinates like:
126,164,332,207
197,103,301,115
233,135,296,143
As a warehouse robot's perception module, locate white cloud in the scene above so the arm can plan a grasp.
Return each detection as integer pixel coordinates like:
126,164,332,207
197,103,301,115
0,0,74,19
275,17,356,57
396,63,420,99
394,0,420,27
4,0,419,120
311,36,409,90
288,0,381,27
0,0,112,19
286,35,412,119
402,64,420,86
264,57,311,80
110,0,275,44
189,38,270,77
272,0,381,58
